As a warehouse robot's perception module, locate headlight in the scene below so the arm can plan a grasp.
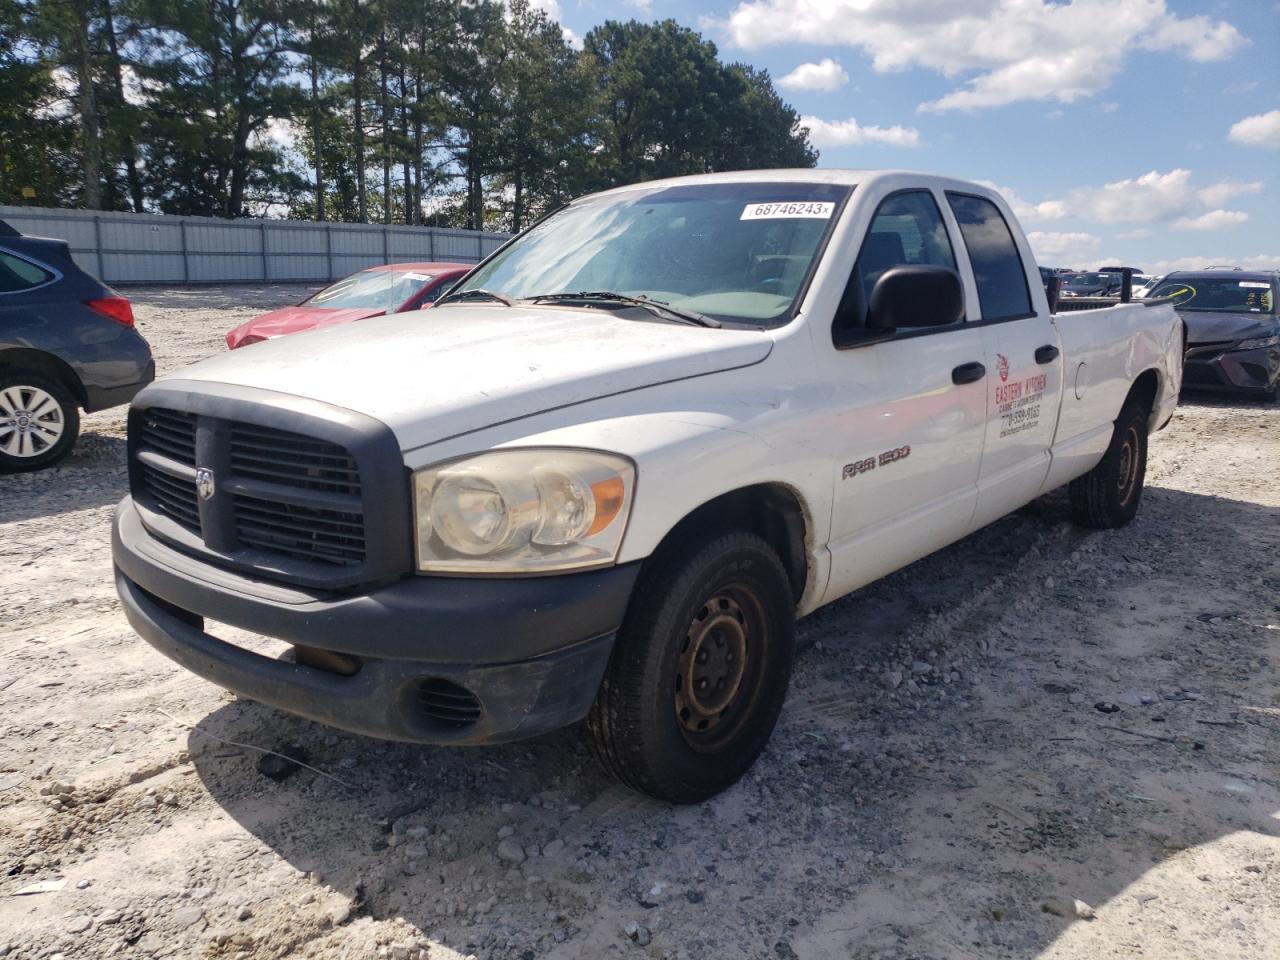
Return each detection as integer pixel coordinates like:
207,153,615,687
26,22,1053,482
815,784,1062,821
1235,333,1279,351
413,449,635,573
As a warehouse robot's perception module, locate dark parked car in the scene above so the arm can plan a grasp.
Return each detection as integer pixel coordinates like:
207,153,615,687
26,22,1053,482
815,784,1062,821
0,219,154,471
1148,270,1279,400
1060,271,1120,297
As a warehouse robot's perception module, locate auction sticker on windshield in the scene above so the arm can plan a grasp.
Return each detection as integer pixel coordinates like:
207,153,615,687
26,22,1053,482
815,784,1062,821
1240,281,1269,288
741,201,835,220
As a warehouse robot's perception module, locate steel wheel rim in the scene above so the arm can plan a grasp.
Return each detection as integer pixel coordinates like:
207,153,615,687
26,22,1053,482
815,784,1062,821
1116,424,1139,505
0,385,64,459
674,584,766,751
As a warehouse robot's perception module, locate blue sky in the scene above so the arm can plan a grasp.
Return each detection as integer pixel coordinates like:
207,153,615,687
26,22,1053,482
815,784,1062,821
545,0,1280,273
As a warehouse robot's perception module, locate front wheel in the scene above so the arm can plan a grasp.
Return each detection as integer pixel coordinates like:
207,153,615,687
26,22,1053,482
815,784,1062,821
1069,399,1148,529
0,372,80,473
586,531,795,803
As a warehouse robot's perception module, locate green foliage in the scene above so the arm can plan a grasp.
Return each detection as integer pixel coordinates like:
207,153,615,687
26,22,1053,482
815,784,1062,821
0,0,81,206
584,20,816,189
5,2,818,226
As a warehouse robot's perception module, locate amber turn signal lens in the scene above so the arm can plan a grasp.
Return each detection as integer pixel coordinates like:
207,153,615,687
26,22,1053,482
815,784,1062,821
588,476,626,536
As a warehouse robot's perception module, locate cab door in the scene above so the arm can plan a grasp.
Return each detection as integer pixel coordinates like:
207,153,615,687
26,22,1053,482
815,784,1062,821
945,193,1064,528
820,188,993,602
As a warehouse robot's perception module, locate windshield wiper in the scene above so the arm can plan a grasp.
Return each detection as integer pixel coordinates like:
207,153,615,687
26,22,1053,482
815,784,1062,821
526,291,721,328
436,288,514,307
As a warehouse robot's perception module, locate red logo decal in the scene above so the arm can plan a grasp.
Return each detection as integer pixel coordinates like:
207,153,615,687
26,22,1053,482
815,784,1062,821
996,353,1009,382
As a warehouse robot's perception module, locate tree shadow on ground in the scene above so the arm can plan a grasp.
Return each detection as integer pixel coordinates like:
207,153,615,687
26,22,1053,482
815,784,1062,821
188,485,1279,959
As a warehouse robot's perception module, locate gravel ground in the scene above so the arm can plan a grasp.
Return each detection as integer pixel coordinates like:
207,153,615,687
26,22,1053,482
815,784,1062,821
1,284,1277,960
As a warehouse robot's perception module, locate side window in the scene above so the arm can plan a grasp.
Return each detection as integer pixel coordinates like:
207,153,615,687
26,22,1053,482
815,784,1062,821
855,191,957,306
0,251,54,294
838,190,959,335
946,194,1032,320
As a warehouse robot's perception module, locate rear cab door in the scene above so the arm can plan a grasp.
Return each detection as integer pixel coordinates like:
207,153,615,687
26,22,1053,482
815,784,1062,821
943,191,1065,528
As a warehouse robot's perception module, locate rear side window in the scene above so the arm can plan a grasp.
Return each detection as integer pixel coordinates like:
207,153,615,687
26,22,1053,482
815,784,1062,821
0,251,54,293
946,194,1032,320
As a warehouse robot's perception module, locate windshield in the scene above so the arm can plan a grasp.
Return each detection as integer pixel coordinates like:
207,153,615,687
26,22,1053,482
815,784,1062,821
307,268,436,312
452,181,852,326
1065,273,1114,286
1149,278,1276,313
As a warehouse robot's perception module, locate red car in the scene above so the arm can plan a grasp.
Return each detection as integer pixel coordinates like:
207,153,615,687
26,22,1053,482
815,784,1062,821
225,262,472,349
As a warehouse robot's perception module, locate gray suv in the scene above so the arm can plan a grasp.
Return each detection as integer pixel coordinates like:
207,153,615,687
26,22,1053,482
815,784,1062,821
0,219,154,471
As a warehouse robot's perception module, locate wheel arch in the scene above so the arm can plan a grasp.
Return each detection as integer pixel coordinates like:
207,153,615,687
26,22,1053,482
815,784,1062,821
642,482,813,608
0,347,87,408
1125,367,1161,428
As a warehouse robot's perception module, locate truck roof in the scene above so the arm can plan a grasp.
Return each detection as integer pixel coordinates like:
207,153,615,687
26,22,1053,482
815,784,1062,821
584,169,1000,200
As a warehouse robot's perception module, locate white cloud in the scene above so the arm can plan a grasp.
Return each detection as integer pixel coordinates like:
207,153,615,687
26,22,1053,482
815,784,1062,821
1138,14,1247,61
778,58,849,92
717,0,1245,112
1027,231,1101,265
1171,209,1249,231
1228,109,1280,149
976,181,1066,223
1066,169,1201,223
980,170,1259,229
625,0,653,12
1143,254,1280,273
798,116,920,148
1196,180,1262,208
1117,228,1152,240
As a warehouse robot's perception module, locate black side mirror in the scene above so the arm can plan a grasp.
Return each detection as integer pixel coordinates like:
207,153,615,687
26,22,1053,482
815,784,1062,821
869,265,963,329
1046,274,1061,313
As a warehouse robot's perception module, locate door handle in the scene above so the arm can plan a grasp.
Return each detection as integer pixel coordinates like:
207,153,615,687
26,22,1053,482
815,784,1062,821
952,362,986,385
1035,344,1060,364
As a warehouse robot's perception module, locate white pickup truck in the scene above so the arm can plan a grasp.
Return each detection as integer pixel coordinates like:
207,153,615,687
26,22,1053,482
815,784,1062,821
113,171,1183,802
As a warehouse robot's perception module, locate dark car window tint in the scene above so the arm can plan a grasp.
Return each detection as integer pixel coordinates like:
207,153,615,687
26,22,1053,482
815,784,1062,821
946,194,1033,320
0,251,54,293
850,191,957,331
1148,278,1275,313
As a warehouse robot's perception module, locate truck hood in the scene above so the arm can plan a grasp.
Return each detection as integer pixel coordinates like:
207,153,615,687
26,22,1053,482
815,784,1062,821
172,304,774,451
1178,310,1277,344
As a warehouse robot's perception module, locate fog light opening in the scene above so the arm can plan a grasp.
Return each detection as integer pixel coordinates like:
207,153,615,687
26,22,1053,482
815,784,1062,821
417,678,482,729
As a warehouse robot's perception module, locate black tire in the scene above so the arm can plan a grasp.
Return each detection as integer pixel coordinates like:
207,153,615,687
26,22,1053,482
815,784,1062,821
587,531,795,803
0,371,80,473
1069,398,1148,529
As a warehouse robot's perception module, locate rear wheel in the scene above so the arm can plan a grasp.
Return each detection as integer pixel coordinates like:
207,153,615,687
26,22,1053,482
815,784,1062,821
587,531,795,803
1069,398,1148,529
0,372,80,473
